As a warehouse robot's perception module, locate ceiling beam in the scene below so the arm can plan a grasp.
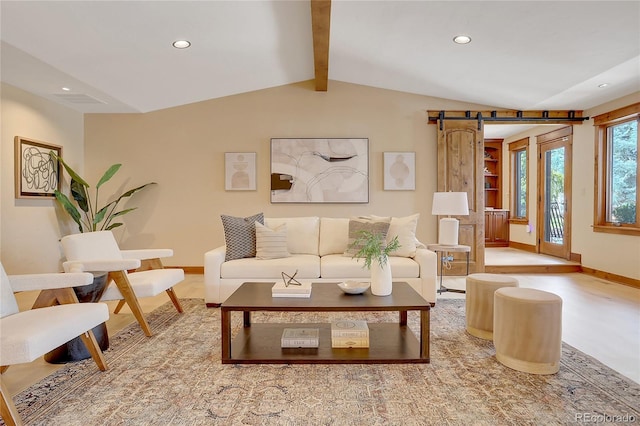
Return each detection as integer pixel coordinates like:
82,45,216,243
311,0,331,91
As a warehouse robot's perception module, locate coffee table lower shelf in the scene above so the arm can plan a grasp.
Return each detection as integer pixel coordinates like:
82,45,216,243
223,322,428,364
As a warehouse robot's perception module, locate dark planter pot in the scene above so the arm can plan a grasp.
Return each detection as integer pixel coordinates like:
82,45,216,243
44,272,110,364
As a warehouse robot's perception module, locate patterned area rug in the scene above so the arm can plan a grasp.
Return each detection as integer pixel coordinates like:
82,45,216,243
7,299,639,425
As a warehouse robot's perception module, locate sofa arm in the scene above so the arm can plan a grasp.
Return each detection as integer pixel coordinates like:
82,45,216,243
204,245,226,305
414,247,437,304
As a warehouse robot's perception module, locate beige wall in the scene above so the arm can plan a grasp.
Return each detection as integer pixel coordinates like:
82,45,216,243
3,79,638,282
1,83,85,273
84,81,484,267
503,92,640,280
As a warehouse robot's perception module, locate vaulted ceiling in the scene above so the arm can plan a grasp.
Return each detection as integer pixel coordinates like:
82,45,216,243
1,1,638,122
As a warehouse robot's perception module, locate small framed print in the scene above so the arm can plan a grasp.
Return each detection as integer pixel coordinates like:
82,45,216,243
225,152,256,191
14,136,62,199
383,152,415,191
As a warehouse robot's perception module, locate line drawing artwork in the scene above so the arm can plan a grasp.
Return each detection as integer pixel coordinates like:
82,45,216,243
270,138,369,203
14,137,62,199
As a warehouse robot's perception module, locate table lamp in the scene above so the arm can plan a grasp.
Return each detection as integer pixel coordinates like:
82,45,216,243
432,191,469,246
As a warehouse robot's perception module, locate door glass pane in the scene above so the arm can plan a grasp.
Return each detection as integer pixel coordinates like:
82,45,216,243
514,150,527,218
544,147,565,244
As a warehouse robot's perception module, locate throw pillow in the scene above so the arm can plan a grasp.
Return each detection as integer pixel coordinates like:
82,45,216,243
371,213,423,257
343,217,391,257
255,221,290,260
221,212,264,261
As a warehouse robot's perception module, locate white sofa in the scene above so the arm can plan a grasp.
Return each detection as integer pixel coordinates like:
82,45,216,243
204,215,438,306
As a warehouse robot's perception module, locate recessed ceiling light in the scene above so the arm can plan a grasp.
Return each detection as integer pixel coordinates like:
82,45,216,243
598,83,609,88
453,35,472,44
172,40,191,49
62,87,71,91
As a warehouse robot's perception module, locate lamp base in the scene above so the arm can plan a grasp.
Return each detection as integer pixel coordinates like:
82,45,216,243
438,218,459,246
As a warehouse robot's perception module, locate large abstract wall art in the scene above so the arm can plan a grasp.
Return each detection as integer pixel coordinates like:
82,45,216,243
270,138,369,203
14,136,62,199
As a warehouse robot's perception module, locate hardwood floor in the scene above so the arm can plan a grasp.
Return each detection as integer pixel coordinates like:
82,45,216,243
4,254,639,404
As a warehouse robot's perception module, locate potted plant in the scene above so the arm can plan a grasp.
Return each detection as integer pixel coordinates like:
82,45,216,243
350,230,400,296
50,152,156,233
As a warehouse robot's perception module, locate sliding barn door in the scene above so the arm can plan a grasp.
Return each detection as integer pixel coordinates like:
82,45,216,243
437,120,485,273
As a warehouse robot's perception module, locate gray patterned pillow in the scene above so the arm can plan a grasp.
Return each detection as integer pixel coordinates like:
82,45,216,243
343,217,391,257
221,212,264,261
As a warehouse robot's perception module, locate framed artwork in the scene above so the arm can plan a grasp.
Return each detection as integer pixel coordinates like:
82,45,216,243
383,151,416,190
270,138,369,203
14,136,62,199
225,152,256,191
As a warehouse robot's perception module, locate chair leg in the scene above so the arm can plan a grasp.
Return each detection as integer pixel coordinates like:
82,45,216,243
109,271,153,337
79,330,108,372
165,288,184,313
0,376,22,426
113,300,126,314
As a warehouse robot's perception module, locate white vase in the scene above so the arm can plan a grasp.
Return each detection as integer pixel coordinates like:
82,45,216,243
370,258,392,296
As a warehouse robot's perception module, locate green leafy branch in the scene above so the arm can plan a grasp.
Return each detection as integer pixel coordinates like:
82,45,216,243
51,152,156,232
349,230,401,269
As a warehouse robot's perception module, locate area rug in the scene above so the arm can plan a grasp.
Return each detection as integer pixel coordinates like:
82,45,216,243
7,299,639,425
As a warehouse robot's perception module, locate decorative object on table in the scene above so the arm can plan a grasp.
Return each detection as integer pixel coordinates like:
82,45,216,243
383,151,415,190
337,280,370,294
224,152,256,191
270,138,369,203
50,152,156,232
14,136,62,199
349,228,400,296
271,279,312,298
331,320,369,348
281,328,320,348
431,191,470,246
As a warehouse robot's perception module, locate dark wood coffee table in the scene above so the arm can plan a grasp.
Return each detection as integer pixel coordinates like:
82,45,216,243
220,282,432,364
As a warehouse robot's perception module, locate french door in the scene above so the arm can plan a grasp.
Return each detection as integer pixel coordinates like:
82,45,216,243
537,127,572,259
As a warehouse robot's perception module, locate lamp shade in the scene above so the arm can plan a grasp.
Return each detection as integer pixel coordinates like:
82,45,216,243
431,192,469,216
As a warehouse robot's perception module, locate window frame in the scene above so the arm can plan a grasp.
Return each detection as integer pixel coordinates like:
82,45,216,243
593,103,640,236
509,137,529,224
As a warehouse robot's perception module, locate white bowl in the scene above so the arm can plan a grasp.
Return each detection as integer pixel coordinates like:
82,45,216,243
337,281,370,295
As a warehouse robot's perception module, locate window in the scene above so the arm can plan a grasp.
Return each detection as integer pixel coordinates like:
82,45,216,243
509,138,529,223
594,103,639,235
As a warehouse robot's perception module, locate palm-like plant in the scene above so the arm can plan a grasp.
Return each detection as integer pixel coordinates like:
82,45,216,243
350,230,401,269
51,152,156,232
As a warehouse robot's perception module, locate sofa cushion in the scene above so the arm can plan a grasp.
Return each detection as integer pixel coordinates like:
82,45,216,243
221,212,264,261
221,254,320,279
319,217,349,256
343,217,391,257
255,222,290,260
265,217,319,255
321,254,420,279
371,213,424,258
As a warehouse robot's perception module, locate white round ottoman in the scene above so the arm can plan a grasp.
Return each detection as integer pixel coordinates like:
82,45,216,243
493,287,563,375
465,273,519,339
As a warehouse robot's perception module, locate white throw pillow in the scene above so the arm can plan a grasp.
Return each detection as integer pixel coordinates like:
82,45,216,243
255,222,290,260
264,217,319,255
381,213,423,258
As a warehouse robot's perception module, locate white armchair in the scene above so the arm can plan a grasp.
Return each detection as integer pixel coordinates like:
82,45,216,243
60,231,184,337
0,262,109,426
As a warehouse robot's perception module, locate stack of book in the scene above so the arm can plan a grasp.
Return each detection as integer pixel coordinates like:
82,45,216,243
331,320,369,348
281,328,319,348
271,281,312,298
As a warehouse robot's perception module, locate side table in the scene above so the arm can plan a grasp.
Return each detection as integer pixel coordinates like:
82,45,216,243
426,244,470,294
